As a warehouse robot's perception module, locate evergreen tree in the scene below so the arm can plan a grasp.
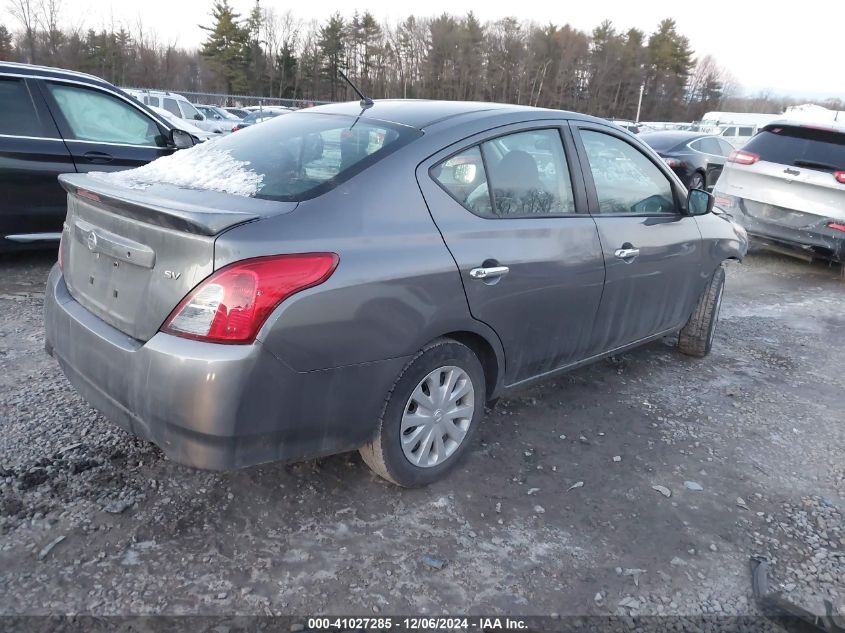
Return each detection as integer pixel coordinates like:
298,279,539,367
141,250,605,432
0,25,13,60
644,18,694,120
245,0,265,94
200,0,250,94
318,13,345,100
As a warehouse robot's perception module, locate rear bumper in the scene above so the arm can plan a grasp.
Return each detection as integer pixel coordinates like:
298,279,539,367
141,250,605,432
44,265,406,470
729,199,845,262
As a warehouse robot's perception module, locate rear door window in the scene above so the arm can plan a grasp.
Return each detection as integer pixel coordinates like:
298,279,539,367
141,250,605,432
46,83,164,147
717,139,735,156
695,137,723,155
0,78,46,136
738,127,755,136
431,146,490,215
743,126,845,171
432,129,576,218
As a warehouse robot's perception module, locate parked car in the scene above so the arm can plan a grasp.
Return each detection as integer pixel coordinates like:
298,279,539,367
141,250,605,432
123,88,228,135
224,107,249,119
718,124,759,148
44,100,747,486
640,131,734,191
714,120,845,265
0,62,194,252
148,106,217,143
231,108,290,131
195,104,241,126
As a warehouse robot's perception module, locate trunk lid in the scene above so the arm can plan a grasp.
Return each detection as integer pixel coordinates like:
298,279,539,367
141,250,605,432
58,173,298,341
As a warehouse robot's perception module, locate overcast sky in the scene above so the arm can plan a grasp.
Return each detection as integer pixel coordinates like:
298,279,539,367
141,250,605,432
4,0,844,100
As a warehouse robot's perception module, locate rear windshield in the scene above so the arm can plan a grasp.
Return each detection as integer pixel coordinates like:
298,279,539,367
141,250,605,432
95,112,421,200
745,126,845,171
221,112,419,200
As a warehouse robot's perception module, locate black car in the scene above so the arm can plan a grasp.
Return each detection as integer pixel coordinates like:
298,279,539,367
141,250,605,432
0,62,195,252
640,131,735,191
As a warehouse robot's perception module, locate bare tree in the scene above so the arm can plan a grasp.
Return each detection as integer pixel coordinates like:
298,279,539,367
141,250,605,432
7,0,37,62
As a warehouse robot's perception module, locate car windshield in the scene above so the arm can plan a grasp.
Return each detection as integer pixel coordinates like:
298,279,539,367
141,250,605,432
744,126,845,171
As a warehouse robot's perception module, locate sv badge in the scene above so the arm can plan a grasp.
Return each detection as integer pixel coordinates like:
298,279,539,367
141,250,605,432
164,270,182,280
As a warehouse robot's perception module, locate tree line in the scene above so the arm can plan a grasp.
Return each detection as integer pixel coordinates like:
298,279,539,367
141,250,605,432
3,0,842,120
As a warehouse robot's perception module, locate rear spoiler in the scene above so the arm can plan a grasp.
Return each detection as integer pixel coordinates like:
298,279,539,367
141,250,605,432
58,174,264,236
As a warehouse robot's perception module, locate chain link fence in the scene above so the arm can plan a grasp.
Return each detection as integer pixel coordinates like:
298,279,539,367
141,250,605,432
172,90,334,109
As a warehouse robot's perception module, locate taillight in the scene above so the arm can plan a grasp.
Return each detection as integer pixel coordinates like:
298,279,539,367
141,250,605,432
58,232,64,271
161,253,338,344
728,150,759,165
834,171,845,184
829,222,845,232
715,194,737,208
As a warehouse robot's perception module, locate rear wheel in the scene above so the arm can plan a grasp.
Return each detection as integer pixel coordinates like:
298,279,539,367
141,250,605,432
359,339,485,487
688,172,705,191
678,265,725,358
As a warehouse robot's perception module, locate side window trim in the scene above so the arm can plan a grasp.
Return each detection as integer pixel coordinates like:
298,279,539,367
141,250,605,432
37,78,168,148
571,122,685,217
427,123,588,219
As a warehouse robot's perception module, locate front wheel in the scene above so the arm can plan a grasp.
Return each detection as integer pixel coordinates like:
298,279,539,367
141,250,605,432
678,265,725,358
359,339,486,487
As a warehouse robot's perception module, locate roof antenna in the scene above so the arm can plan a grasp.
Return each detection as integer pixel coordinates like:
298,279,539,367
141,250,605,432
338,69,374,108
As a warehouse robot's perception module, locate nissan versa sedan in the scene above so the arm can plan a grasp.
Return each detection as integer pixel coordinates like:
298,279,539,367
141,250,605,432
44,100,747,486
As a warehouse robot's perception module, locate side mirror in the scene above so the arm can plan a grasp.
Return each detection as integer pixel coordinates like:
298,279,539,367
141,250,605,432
687,188,714,216
170,128,195,149
194,113,204,121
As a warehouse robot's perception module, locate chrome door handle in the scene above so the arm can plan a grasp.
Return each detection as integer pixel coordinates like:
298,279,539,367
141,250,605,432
614,248,640,259
469,266,510,280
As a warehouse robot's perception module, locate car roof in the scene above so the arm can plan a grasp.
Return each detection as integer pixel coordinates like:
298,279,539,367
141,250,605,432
763,119,845,135
0,61,111,87
307,99,595,130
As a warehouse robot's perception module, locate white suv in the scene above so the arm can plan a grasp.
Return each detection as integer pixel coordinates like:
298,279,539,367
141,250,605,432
123,89,227,135
713,120,845,267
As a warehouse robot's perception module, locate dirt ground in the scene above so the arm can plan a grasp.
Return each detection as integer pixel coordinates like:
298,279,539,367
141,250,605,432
0,248,842,621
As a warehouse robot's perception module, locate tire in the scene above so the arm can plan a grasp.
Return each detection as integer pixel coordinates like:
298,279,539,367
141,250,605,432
688,172,705,191
678,265,725,358
359,338,486,487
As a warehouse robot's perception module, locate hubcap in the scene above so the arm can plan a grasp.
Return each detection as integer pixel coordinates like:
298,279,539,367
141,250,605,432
400,365,475,468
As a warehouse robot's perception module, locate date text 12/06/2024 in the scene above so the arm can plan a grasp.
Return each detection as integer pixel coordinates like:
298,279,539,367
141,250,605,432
307,617,529,630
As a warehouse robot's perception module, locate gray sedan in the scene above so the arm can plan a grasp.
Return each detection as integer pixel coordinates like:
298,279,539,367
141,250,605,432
44,100,747,486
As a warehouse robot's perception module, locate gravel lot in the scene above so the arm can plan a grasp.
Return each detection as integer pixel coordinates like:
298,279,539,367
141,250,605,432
0,248,842,621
